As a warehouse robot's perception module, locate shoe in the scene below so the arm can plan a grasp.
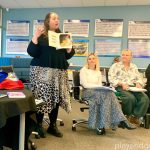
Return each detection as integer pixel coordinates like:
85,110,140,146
96,128,106,135
37,125,46,138
47,125,63,137
130,116,140,126
119,121,136,130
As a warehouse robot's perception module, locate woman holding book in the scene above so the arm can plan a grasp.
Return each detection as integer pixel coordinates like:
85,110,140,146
80,53,136,135
27,12,75,138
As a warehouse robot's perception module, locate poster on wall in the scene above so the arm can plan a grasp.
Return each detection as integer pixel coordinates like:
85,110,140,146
6,20,30,36
6,38,29,54
128,21,150,39
33,20,44,35
95,39,122,56
0,9,2,57
94,19,123,37
0,9,2,26
128,39,150,58
73,39,89,56
63,20,90,37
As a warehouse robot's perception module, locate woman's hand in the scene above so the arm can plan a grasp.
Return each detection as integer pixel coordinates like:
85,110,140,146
136,83,142,89
122,83,129,91
32,27,45,44
66,48,72,53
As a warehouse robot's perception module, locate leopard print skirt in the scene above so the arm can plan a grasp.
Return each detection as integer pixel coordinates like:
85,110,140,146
30,66,71,114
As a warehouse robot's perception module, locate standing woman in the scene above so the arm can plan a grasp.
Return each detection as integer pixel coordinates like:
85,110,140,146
27,12,75,138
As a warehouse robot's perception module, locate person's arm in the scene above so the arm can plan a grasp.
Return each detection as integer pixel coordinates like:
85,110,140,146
27,27,44,58
80,68,102,88
133,65,144,87
145,64,150,79
27,41,41,58
65,48,75,60
108,64,121,87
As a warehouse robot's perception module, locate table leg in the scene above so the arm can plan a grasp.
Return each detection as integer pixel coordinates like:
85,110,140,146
19,113,25,150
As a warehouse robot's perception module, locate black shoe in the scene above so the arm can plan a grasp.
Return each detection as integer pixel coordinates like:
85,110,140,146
47,125,63,137
120,121,136,130
37,126,46,138
96,128,106,135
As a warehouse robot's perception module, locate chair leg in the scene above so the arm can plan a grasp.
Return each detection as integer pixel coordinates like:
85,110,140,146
72,119,88,131
28,139,37,150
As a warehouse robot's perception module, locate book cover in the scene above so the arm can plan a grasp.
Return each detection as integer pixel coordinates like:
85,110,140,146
48,31,72,49
0,93,7,98
7,92,26,98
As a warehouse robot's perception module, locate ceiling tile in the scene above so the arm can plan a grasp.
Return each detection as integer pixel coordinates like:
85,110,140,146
105,0,128,6
59,0,83,7
37,0,61,8
82,0,105,6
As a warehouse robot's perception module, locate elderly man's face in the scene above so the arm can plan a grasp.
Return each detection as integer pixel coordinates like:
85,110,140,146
121,51,132,63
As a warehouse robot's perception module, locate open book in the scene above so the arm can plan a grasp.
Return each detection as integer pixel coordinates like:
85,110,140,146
48,31,72,49
128,87,147,92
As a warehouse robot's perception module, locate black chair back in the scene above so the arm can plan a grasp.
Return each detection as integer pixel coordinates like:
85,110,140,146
72,71,80,87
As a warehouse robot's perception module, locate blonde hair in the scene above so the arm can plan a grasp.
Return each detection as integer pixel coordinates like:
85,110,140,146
85,53,100,71
121,49,133,56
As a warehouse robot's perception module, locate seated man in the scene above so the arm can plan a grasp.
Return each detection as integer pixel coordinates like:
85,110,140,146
108,49,149,126
146,64,150,113
146,64,150,99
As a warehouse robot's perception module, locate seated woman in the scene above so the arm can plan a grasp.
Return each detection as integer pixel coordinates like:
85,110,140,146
80,53,136,135
109,49,149,126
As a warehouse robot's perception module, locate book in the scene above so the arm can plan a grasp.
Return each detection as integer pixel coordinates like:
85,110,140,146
128,87,147,92
7,92,26,98
48,31,72,49
0,93,7,98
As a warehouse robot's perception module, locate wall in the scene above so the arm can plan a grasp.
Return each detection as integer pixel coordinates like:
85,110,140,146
1,6,150,68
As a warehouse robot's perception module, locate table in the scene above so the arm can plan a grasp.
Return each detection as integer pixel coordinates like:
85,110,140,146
0,89,36,150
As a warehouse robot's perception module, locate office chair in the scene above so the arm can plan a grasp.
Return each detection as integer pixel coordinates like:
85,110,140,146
72,71,89,131
71,69,123,131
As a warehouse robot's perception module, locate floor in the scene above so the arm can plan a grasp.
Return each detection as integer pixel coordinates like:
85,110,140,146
31,100,150,150
3,99,150,150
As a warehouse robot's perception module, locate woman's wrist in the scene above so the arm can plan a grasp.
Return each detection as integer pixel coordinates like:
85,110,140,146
32,36,38,44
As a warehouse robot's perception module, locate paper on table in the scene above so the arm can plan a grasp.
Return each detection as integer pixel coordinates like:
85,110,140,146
48,31,72,49
128,87,147,92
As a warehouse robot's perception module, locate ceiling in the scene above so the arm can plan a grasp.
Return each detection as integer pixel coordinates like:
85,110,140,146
0,0,150,9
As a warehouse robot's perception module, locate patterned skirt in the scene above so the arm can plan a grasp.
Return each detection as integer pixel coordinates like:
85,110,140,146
30,66,71,114
83,89,126,129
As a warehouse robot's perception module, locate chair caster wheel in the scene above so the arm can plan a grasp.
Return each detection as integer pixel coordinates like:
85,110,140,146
80,108,84,112
31,142,37,150
73,120,77,124
72,126,76,131
35,134,40,139
60,121,64,126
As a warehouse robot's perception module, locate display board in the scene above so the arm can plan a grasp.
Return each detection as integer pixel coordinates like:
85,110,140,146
73,39,89,56
95,19,123,37
6,20,30,36
6,38,29,54
63,20,90,37
95,38,122,56
128,39,150,58
33,20,44,35
128,21,150,39
0,9,2,56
